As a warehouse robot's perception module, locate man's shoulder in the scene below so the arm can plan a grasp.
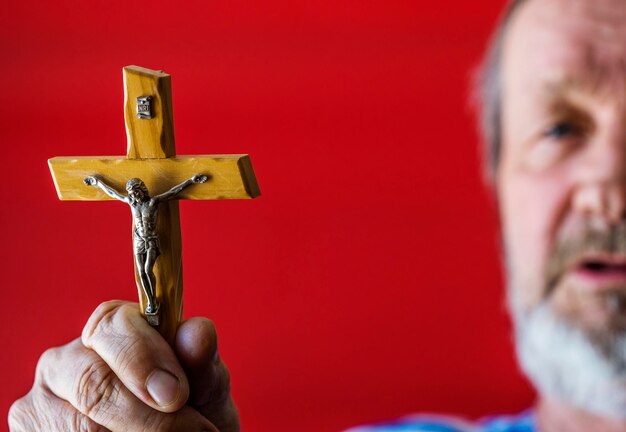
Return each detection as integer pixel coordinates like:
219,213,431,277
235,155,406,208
343,411,535,432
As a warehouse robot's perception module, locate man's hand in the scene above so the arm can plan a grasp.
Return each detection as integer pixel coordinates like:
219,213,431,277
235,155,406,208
8,301,239,431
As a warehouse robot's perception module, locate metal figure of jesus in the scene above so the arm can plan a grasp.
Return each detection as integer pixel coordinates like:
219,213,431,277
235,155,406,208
84,174,208,322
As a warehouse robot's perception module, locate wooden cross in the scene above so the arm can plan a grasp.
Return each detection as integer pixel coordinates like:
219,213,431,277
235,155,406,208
49,66,260,346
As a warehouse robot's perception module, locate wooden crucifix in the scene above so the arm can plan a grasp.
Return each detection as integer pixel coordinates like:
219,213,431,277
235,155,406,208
49,66,260,346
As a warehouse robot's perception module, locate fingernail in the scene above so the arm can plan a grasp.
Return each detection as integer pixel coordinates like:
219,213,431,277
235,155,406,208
146,369,181,407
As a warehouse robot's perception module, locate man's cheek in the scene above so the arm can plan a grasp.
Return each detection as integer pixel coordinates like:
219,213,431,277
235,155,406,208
501,175,566,307
506,230,546,308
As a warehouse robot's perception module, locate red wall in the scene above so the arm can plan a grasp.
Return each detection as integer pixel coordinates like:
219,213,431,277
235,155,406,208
1,1,535,431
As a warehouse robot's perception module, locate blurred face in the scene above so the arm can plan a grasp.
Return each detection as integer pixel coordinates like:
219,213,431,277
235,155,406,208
129,185,146,202
501,0,626,332
499,0,626,414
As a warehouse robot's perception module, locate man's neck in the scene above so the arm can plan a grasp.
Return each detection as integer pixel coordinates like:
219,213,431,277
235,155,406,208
536,396,626,432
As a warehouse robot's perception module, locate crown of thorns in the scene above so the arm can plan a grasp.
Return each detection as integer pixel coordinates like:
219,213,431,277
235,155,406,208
126,178,149,194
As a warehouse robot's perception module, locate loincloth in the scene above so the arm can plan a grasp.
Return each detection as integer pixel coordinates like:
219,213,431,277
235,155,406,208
134,231,161,256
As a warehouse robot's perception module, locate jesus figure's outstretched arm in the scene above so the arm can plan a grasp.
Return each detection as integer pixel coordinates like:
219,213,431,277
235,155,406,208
153,174,208,202
84,175,129,203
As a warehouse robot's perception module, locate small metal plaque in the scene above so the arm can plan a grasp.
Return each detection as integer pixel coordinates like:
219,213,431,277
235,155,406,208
136,96,153,119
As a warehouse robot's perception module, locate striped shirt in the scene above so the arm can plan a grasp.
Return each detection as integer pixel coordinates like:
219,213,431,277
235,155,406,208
344,411,535,432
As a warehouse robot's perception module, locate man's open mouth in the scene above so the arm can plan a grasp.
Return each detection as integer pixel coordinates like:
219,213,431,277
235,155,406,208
574,255,626,285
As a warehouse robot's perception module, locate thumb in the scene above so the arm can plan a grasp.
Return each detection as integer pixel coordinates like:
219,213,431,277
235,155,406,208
175,317,240,431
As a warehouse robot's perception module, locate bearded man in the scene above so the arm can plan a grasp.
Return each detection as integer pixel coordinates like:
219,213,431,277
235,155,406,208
350,0,626,430
9,0,626,431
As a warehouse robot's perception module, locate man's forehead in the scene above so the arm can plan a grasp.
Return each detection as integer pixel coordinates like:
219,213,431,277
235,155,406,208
511,0,626,39
503,0,626,97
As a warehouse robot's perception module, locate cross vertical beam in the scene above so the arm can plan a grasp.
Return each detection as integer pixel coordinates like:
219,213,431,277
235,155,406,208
124,66,182,345
124,66,176,159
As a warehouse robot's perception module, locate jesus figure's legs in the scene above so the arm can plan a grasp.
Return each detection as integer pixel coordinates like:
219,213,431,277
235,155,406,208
144,247,159,312
135,251,158,314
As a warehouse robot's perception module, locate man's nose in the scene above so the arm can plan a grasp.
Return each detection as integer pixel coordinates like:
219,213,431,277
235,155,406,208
573,135,626,223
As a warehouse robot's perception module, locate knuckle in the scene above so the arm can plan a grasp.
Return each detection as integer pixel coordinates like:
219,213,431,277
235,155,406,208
10,389,110,432
8,396,37,431
140,410,175,432
144,407,216,432
82,300,127,346
70,410,108,432
75,360,121,418
198,318,218,353
199,363,232,409
114,336,143,378
35,346,59,380
216,364,231,397
214,399,240,432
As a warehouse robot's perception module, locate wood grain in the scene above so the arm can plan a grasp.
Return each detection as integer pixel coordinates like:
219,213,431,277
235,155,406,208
124,66,176,159
48,155,260,201
141,200,183,346
49,65,260,346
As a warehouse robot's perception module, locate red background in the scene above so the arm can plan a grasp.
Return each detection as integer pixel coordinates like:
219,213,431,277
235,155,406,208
1,1,535,431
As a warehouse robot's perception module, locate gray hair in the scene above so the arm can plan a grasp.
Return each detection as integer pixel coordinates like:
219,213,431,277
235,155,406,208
474,0,528,181
125,178,149,195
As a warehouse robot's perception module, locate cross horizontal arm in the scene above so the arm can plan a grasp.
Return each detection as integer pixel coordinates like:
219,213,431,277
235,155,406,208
49,155,260,200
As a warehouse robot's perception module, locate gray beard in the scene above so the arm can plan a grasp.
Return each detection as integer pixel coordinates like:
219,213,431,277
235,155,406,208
514,301,626,417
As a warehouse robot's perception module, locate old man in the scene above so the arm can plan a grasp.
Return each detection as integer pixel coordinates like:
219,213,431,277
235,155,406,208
10,0,626,431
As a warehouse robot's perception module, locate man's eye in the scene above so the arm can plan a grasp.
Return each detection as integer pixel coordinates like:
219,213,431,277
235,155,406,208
544,122,579,139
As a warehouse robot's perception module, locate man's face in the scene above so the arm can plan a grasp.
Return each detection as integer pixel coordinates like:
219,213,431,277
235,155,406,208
500,0,626,333
499,0,626,414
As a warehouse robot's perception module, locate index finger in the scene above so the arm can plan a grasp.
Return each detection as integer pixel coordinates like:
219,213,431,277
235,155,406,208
81,300,189,412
